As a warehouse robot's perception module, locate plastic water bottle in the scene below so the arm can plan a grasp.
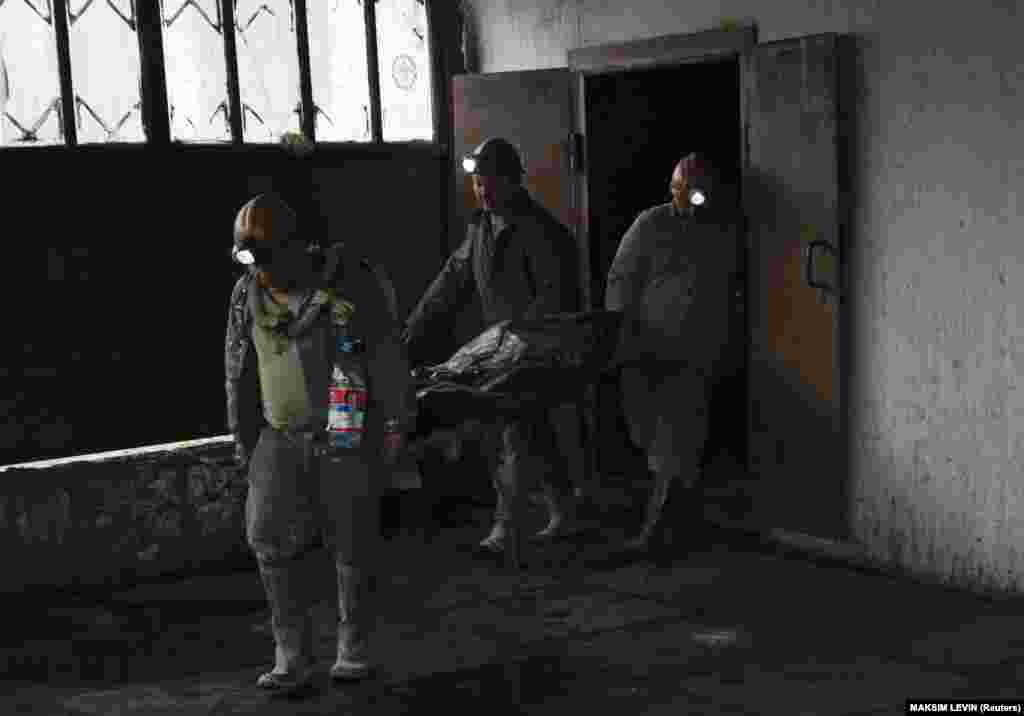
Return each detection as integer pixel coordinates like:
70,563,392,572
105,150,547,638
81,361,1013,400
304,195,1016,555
328,336,367,450
328,374,355,449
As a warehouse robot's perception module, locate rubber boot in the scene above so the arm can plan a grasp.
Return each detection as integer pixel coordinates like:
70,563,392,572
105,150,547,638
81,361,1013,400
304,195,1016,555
255,560,315,694
479,520,508,552
503,472,527,572
625,471,673,551
504,523,523,571
330,561,373,681
630,479,705,561
489,442,524,571
531,487,573,541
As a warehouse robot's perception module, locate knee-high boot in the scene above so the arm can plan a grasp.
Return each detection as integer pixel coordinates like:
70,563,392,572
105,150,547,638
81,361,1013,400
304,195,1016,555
627,469,674,548
255,559,315,692
628,471,705,552
330,560,374,681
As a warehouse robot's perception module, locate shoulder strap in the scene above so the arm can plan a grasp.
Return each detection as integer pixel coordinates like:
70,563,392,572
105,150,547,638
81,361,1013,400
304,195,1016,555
234,272,255,333
365,259,400,323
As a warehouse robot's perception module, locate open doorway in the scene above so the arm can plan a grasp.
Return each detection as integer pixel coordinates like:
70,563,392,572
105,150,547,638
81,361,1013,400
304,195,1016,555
584,57,748,496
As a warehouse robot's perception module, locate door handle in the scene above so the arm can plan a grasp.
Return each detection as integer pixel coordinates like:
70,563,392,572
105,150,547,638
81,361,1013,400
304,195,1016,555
805,239,836,294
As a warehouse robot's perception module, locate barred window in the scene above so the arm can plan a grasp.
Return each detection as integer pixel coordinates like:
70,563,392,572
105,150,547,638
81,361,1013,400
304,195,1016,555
306,0,371,143
67,0,144,143
234,0,301,143
1,0,438,148
376,0,432,142
0,1,65,145
161,0,232,142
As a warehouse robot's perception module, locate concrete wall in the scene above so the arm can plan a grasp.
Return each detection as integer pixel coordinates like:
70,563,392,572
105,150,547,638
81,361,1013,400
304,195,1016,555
463,0,1024,594
0,436,430,596
1,145,446,466
0,440,250,596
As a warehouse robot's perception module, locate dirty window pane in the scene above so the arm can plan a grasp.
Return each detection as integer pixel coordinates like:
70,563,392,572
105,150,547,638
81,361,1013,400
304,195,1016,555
66,0,144,143
160,0,231,142
375,0,432,142
234,0,301,143
306,0,371,142
0,1,64,146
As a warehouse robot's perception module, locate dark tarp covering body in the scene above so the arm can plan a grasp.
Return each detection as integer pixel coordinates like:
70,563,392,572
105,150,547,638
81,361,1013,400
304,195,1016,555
414,310,622,426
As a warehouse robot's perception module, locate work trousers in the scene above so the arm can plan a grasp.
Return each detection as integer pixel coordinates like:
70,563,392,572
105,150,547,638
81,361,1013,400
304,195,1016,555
492,408,571,526
619,363,713,538
549,402,587,497
245,426,380,654
619,364,713,484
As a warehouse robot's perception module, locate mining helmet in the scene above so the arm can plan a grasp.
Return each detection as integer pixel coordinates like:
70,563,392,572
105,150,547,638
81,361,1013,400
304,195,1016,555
461,138,524,179
231,193,298,266
672,153,715,209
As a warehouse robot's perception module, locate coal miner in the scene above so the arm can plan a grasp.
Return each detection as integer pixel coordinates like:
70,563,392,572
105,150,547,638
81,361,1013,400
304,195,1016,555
605,153,740,554
224,194,412,694
402,137,582,559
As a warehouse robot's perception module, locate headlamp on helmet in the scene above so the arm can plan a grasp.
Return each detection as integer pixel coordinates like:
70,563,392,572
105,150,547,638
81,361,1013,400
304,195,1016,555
231,241,283,267
461,138,524,179
233,246,256,265
231,194,299,268
228,239,284,268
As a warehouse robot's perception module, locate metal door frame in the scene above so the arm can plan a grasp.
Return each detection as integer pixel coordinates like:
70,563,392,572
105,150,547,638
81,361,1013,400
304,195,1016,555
568,26,757,311
567,26,758,485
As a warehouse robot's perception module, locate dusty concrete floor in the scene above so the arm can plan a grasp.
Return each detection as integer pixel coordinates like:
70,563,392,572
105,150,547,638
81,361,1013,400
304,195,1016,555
2,475,1024,715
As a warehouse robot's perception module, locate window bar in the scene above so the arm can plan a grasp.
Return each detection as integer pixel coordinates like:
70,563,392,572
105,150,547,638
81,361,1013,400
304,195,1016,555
292,0,315,141
423,0,449,265
425,0,446,147
136,0,171,145
220,0,244,143
364,0,383,142
51,0,77,146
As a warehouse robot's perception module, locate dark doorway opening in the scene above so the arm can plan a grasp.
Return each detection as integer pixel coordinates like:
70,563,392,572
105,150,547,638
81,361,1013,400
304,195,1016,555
584,58,748,491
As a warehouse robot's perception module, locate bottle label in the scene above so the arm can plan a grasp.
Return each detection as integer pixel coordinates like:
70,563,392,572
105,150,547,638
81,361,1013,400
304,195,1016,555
329,387,367,410
328,387,367,432
328,403,352,431
327,332,368,446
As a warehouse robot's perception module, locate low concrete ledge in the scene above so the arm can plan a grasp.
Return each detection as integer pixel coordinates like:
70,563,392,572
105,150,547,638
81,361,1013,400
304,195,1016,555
0,435,427,598
0,436,250,596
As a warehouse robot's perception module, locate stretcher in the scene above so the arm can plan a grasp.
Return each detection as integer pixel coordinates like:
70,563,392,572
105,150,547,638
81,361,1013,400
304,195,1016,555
412,310,623,426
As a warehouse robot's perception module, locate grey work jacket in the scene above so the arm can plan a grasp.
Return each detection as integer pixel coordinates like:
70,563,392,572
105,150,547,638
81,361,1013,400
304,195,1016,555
224,243,411,465
402,189,580,364
605,203,740,374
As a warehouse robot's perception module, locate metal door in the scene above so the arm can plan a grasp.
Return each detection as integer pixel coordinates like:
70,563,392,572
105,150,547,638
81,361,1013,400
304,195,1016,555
743,34,847,539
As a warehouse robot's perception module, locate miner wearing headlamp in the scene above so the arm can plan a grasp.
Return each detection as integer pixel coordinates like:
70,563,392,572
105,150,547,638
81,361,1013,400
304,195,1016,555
605,153,740,554
402,137,581,558
224,193,412,694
